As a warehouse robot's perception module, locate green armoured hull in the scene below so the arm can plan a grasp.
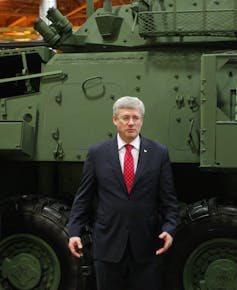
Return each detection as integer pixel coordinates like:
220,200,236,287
1,0,237,289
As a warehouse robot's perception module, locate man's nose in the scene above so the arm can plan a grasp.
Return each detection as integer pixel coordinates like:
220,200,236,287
128,118,135,124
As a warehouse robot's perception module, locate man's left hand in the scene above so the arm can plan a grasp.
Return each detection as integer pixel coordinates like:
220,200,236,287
156,231,173,255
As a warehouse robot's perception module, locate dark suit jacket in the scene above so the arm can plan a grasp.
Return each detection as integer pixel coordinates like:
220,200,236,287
68,135,179,263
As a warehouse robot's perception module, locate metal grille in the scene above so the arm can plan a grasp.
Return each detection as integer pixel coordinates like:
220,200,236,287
138,9,237,37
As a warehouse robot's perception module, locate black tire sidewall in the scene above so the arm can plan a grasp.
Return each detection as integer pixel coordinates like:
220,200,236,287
1,200,82,290
164,214,237,290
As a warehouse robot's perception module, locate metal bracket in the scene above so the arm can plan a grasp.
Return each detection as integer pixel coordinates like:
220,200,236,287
52,128,64,160
0,99,7,119
176,95,184,109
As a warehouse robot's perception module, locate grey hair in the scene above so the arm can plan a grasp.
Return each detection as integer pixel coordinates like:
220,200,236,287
113,96,145,116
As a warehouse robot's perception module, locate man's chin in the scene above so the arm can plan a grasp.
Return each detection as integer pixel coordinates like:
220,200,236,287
125,133,137,141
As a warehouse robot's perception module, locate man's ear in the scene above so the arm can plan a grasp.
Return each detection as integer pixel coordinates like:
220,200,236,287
112,115,118,127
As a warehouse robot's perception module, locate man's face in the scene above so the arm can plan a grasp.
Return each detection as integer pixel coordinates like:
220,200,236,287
113,108,143,143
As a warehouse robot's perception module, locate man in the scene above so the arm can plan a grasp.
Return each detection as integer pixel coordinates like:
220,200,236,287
68,96,179,290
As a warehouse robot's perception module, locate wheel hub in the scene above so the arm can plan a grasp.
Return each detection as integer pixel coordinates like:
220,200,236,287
204,259,237,290
0,234,60,290
2,253,41,290
183,238,237,290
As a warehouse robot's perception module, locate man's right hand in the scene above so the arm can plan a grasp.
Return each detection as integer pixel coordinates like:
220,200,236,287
68,236,83,258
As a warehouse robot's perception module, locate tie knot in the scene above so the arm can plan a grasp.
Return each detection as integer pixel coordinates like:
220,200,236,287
125,144,133,152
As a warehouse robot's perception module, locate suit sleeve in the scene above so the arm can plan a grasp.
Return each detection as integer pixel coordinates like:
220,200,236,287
68,146,97,237
158,148,180,237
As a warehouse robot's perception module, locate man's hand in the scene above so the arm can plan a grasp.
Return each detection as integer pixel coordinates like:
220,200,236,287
68,236,83,258
156,231,173,255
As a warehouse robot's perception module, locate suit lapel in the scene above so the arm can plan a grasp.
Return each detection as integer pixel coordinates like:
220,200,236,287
107,137,127,192
132,137,150,190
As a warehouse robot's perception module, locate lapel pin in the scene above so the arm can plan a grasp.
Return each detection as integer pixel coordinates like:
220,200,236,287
144,149,147,153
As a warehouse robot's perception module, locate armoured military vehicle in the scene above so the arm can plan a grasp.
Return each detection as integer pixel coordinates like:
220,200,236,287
0,0,237,289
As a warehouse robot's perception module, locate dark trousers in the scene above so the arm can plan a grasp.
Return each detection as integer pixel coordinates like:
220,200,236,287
94,243,163,290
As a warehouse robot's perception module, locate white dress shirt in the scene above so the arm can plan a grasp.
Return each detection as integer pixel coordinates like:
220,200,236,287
117,134,140,174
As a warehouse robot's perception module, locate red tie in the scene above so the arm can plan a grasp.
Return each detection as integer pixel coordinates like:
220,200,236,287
124,144,134,193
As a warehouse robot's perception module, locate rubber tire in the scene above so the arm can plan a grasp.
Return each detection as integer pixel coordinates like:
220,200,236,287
0,195,84,290
164,198,237,290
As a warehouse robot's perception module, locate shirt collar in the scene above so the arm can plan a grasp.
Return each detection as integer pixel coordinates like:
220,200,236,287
117,134,140,151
